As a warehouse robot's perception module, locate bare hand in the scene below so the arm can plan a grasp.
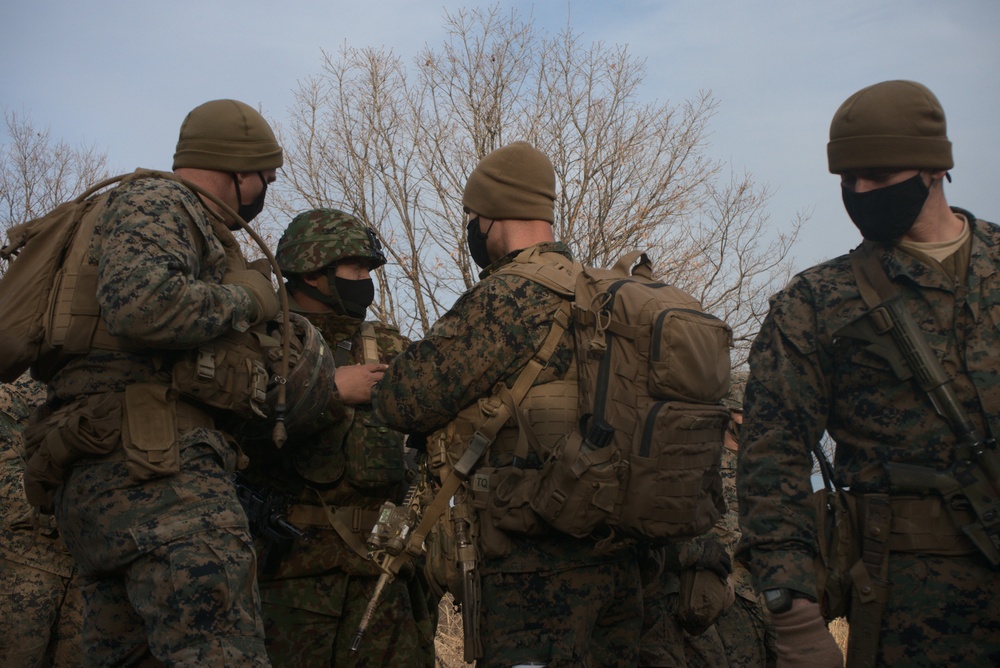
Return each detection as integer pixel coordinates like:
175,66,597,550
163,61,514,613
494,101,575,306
335,363,387,405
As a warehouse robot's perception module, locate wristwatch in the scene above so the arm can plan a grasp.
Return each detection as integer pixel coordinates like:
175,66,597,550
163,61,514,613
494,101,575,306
762,588,794,614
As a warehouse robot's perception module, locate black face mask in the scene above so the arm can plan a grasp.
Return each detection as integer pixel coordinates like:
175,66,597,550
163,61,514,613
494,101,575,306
332,276,375,319
841,173,929,243
233,172,268,223
466,214,495,269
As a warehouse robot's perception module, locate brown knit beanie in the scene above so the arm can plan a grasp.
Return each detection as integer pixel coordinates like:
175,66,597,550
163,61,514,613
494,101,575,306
172,99,283,172
827,80,952,174
462,141,556,222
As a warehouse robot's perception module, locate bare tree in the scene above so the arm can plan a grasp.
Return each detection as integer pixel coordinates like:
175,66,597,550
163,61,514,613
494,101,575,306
272,3,804,360
0,110,113,274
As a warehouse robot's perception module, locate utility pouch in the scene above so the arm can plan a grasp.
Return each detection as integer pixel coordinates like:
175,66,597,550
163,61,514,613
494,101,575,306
531,432,620,538
471,466,546,538
649,308,732,403
171,328,273,421
813,487,858,620
345,409,407,491
619,401,727,540
423,506,466,598
22,392,123,507
676,567,735,636
121,383,180,482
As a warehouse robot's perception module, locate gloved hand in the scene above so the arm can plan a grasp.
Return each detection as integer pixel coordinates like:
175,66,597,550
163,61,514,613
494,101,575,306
224,269,278,325
772,599,844,668
694,537,733,578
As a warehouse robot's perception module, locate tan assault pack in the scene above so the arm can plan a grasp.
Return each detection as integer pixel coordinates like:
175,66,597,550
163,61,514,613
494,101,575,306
0,172,137,383
0,169,277,388
501,247,731,541
0,170,289,417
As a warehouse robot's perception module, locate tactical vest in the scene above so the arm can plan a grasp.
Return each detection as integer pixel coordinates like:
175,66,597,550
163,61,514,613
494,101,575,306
291,321,407,494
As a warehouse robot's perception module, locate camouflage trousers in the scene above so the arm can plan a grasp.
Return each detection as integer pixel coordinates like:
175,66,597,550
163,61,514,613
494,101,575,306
54,442,269,666
859,552,1000,667
258,570,437,667
0,556,84,667
639,587,726,668
714,594,777,668
478,558,643,668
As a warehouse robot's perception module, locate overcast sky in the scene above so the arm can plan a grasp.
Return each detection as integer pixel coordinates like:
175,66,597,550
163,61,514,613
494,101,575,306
3,0,997,271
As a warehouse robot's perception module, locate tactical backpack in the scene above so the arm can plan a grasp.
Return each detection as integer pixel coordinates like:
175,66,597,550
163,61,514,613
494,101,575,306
0,172,131,383
497,247,732,541
366,247,733,658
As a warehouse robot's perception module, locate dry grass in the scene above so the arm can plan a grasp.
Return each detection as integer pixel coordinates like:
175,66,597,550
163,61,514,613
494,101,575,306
434,600,852,666
435,594,473,668
830,616,849,663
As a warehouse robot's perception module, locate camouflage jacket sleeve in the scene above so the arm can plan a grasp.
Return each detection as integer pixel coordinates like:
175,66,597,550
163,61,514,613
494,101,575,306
737,273,828,598
373,244,573,435
94,178,257,348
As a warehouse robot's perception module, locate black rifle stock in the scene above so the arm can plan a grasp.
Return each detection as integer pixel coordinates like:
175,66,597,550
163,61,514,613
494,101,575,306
233,473,307,574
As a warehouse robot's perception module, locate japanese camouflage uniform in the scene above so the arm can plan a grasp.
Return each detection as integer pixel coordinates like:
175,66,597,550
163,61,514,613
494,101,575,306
738,212,1000,665
242,206,438,667
1,374,83,667
244,307,437,667
33,176,271,665
375,241,643,668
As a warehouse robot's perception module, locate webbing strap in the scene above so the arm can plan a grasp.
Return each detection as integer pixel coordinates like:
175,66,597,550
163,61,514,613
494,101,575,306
847,494,892,668
850,241,896,309
359,322,380,364
310,489,372,561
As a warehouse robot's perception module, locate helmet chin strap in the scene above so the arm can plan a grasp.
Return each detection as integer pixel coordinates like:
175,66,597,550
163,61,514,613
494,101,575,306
289,275,346,314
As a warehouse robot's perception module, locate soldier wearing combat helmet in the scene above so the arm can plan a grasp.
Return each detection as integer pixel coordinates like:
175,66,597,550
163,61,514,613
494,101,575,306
240,208,436,667
739,80,1000,666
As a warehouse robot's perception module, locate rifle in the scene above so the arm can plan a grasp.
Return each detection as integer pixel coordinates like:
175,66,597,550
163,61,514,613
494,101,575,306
233,472,308,574
351,476,424,652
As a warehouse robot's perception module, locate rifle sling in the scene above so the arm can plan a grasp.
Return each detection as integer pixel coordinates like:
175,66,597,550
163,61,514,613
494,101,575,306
387,300,572,574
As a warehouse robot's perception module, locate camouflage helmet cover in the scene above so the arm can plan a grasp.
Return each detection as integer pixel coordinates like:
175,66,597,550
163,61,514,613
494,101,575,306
722,370,747,411
276,208,386,275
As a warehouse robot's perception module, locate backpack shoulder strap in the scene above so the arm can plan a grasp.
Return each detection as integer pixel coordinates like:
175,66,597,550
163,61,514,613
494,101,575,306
494,246,579,298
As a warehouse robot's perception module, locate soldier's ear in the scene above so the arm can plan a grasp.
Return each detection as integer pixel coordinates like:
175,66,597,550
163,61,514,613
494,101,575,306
300,271,326,289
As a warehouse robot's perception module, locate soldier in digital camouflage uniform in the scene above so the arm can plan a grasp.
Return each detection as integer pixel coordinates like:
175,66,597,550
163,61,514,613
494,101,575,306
239,208,437,667
738,80,1000,667
374,142,643,667
22,99,284,665
1,374,83,667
